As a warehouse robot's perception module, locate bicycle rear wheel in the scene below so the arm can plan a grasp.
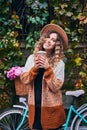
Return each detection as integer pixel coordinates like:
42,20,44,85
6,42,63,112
0,108,30,130
71,110,87,130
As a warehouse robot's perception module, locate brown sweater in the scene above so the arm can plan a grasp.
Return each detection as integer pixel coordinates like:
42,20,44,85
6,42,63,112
20,66,66,129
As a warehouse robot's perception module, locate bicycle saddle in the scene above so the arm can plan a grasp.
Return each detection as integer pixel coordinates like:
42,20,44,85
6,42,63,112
65,89,85,97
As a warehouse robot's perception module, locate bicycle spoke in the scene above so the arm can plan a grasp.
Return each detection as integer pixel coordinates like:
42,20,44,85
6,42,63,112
0,109,29,130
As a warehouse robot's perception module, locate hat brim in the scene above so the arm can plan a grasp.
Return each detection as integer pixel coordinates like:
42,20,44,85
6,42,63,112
40,24,68,50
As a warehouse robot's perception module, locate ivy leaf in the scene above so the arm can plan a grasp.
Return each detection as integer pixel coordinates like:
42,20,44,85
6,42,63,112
39,2,48,9
66,12,73,17
36,16,40,22
79,71,87,78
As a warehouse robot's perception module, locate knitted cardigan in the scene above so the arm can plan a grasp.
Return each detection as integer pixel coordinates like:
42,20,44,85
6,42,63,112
20,54,66,129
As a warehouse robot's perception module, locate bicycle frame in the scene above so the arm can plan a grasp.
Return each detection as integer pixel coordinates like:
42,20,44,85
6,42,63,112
13,97,29,130
16,105,28,130
14,102,87,130
63,105,87,130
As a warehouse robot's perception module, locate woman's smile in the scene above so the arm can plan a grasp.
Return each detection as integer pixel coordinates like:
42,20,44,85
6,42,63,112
44,42,51,47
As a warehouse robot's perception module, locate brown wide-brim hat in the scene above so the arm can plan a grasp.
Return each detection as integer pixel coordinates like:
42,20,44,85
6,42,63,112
40,24,68,50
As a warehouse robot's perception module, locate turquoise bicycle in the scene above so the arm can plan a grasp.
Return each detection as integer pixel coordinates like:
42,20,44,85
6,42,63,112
0,89,87,130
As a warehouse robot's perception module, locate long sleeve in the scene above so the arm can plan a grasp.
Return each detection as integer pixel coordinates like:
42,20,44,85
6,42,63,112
44,60,65,93
20,54,39,84
20,66,39,84
23,54,34,72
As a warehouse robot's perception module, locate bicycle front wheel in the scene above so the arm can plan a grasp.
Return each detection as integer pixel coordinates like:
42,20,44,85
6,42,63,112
0,108,30,130
71,110,87,130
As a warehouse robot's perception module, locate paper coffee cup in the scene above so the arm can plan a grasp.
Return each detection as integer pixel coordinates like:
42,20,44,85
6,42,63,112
37,51,46,68
37,51,46,56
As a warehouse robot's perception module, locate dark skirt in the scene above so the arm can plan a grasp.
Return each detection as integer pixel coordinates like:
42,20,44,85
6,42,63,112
33,107,42,130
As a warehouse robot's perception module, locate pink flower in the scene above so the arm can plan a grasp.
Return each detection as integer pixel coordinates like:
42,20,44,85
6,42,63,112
7,66,24,80
15,67,24,76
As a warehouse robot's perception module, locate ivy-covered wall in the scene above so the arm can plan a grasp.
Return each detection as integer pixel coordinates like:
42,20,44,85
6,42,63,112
0,0,87,109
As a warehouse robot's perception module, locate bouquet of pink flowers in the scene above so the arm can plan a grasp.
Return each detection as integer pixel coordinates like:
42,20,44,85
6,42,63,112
7,66,24,80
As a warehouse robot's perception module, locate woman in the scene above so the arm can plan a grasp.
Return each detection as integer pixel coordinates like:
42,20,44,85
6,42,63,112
20,24,68,130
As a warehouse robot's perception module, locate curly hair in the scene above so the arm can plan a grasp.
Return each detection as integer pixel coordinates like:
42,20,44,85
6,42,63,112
33,31,65,68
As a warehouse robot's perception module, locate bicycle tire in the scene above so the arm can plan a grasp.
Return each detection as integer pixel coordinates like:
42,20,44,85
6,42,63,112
0,108,30,130
73,110,87,130
70,110,87,130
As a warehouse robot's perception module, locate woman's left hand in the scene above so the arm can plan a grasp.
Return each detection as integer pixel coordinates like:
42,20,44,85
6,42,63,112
38,55,50,69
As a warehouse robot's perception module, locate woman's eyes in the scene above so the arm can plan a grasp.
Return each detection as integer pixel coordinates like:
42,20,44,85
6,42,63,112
51,39,56,42
45,38,56,42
